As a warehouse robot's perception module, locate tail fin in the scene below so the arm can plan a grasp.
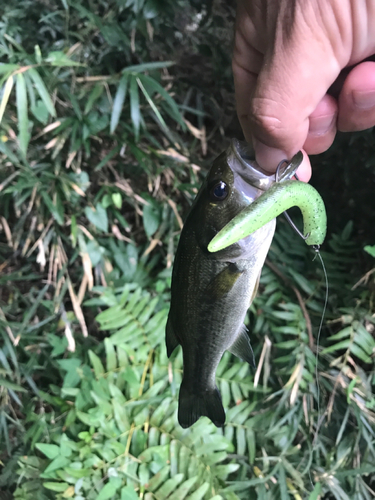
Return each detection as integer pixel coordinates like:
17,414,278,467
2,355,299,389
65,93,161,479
178,381,225,428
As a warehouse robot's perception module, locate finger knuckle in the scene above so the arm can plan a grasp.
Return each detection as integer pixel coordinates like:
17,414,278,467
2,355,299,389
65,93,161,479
250,98,285,136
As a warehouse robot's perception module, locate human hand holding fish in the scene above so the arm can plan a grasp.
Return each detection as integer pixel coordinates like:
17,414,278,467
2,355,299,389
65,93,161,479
233,0,375,181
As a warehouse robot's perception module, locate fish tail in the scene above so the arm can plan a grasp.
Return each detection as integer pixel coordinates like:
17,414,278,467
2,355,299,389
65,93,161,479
178,381,225,428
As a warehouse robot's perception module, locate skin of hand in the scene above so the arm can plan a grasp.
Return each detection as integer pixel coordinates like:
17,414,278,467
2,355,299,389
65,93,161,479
233,0,375,180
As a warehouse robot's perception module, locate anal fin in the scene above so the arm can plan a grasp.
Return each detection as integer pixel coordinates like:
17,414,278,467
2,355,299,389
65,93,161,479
228,325,256,368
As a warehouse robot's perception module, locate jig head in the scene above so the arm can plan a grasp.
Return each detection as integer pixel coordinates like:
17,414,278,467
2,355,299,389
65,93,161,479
208,147,327,253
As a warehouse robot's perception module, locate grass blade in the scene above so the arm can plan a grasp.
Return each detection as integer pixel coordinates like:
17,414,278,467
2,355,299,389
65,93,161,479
137,77,168,132
139,73,185,128
94,144,121,171
123,61,174,73
129,75,141,140
0,378,26,392
0,412,10,455
19,284,49,336
0,63,19,75
110,73,128,133
0,75,14,124
24,72,36,110
27,68,56,117
16,73,29,155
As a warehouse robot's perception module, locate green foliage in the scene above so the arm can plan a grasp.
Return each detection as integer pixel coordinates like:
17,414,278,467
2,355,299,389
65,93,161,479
13,286,237,499
364,245,375,258
1,0,375,499
4,224,375,499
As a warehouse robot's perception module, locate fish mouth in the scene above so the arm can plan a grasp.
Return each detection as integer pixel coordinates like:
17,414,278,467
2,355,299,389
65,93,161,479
228,139,275,191
228,139,301,192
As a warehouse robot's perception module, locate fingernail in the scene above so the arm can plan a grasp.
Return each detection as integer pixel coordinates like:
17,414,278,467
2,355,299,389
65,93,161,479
309,114,336,136
252,138,287,173
352,90,375,109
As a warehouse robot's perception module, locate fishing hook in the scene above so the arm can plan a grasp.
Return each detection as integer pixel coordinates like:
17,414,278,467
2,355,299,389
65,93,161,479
275,156,311,243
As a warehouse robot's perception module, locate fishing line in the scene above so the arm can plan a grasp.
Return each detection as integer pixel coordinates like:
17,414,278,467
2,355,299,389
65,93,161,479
308,246,329,489
205,148,330,485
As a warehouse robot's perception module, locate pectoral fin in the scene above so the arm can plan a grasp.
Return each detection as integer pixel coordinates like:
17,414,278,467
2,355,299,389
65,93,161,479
228,325,256,368
166,316,179,357
204,263,243,302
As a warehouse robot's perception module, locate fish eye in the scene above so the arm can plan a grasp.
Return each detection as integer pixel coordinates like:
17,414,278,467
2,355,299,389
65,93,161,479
210,181,228,201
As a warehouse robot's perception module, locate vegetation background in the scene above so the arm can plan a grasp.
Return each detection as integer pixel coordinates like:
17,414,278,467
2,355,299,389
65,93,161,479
0,1,375,499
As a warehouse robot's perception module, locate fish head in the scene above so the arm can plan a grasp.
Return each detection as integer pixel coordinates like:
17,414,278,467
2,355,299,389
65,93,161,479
191,140,277,259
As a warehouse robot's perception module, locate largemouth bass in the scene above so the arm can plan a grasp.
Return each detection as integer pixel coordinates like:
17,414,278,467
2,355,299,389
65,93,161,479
166,140,280,429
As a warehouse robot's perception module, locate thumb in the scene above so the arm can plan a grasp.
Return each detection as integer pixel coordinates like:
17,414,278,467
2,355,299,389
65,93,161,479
234,3,342,177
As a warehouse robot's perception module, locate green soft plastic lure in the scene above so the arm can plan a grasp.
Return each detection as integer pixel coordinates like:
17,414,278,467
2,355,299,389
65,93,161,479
208,179,327,253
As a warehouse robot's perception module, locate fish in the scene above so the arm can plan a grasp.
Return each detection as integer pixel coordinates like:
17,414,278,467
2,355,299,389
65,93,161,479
166,139,278,429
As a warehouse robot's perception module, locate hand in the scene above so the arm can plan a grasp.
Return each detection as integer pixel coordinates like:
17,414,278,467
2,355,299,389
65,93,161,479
233,0,375,180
